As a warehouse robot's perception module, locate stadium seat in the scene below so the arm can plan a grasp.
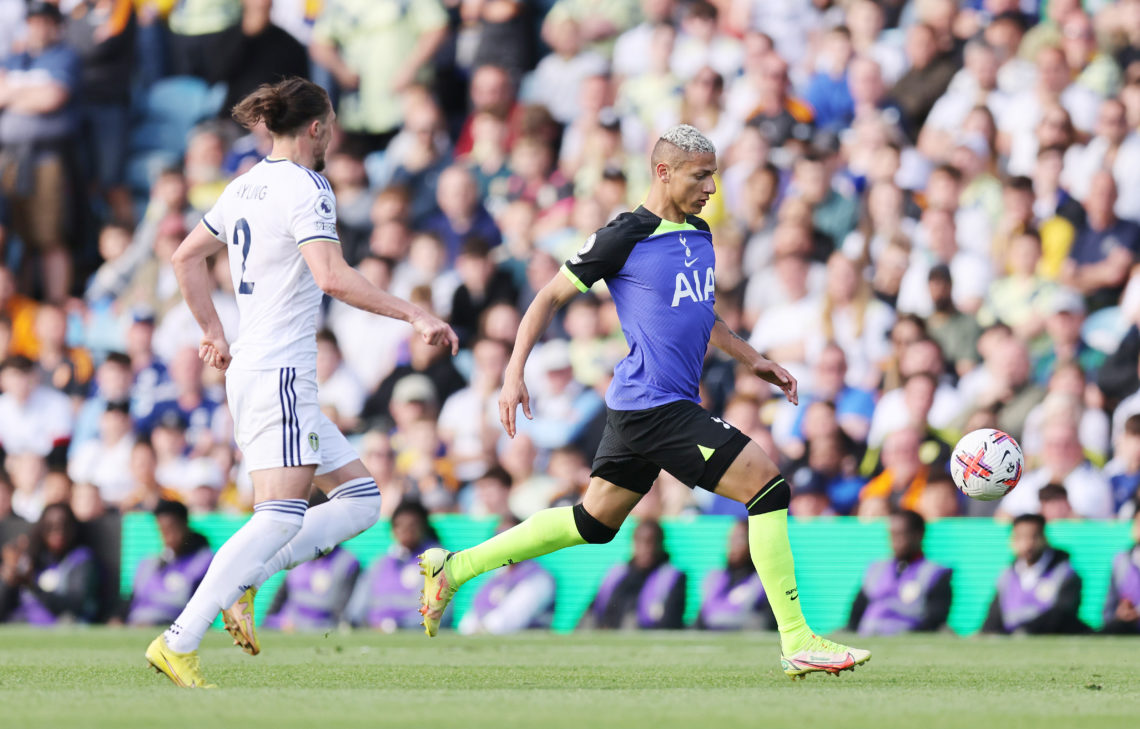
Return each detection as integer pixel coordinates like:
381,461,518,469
125,76,227,195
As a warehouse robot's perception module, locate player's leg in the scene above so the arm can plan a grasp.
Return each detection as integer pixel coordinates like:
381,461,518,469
147,463,314,686
418,476,644,636
715,440,871,678
419,418,656,636
222,417,381,654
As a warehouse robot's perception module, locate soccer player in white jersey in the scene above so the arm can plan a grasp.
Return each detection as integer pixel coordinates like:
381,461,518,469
145,78,458,688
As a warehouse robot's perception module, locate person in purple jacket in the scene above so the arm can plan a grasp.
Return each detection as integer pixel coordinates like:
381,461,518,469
458,516,556,635
0,503,98,624
582,518,685,630
982,513,1089,635
697,519,774,630
1101,512,1140,635
264,545,360,632
127,500,213,626
847,510,952,636
347,500,441,632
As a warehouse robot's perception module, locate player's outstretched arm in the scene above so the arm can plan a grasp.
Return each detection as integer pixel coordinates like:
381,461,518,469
300,240,458,354
710,316,798,405
172,223,230,371
499,272,581,438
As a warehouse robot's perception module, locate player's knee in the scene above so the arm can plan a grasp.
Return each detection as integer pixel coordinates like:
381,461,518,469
746,475,791,516
573,503,618,544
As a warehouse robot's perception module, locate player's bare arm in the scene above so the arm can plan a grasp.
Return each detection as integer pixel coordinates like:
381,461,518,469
710,315,798,405
172,222,231,371
498,270,581,438
299,239,459,355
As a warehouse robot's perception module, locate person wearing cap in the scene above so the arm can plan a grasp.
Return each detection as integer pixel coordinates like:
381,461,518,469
127,500,213,626
516,339,604,457
0,0,83,304
1031,287,1104,385
847,510,952,636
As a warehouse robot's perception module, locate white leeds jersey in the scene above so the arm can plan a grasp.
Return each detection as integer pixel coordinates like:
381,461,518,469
201,158,339,371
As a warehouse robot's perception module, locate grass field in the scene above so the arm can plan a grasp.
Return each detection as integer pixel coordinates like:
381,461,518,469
1,628,1138,729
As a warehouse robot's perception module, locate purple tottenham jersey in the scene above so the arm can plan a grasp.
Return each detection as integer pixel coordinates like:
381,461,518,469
562,207,716,411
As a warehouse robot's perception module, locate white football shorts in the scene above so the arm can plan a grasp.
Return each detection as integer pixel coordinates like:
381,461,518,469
226,367,357,476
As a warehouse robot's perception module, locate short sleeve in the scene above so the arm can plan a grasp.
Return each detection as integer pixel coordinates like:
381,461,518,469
561,213,646,292
292,182,341,248
201,200,226,242
411,0,448,33
311,1,344,44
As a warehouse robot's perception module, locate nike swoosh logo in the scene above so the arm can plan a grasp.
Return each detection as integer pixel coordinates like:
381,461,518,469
431,564,444,577
685,258,699,267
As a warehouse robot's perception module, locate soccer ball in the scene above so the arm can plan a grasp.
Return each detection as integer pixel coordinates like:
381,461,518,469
950,428,1024,501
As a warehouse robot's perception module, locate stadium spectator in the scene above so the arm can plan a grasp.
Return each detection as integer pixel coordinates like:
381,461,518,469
696,519,774,630
448,238,517,348
361,328,466,429
529,15,608,127
982,513,1089,635
439,337,510,483
0,355,73,464
999,418,1114,520
309,0,448,154
459,4,534,82
612,0,676,80
347,500,442,632
0,1,83,304
1038,484,1076,521
64,0,136,227
1101,512,1140,634
1020,365,1110,468
957,335,1044,442
465,464,514,519
67,400,135,510
518,339,604,456
423,165,503,265
847,510,952,635
263,545,360,632
458,515,556,635
742,51,814,150
1106,415,1140,515
1062,171,1139,312
922,265,981,377
859,427,929,513
1062,98,1140,224
33,303,93,396
167,0,240,78
583,518,685,630
208,0,309,120
0,503,98,624
126,500,212,625
886,22,958,140
315,329,365,433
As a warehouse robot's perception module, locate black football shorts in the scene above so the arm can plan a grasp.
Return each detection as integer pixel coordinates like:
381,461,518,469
590,399,751,495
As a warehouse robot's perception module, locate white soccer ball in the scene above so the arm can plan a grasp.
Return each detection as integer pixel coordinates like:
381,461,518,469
950,428,1024,501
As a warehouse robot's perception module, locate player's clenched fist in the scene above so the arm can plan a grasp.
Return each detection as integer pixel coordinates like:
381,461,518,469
411,313,459,355
199,332,231,371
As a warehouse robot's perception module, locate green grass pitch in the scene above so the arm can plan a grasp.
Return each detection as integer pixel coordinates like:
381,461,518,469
1,628,1138,729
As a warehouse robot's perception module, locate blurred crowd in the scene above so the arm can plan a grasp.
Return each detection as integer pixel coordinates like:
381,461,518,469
2,0,1140,566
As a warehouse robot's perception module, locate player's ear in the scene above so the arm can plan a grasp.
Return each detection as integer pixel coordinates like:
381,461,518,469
656,161,670,184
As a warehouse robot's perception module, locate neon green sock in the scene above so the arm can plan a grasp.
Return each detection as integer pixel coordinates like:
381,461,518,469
445,506,586,587
748,509,813,653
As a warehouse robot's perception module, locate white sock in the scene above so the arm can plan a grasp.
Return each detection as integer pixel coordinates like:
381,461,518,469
254,478,382,587
163,498,307,653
